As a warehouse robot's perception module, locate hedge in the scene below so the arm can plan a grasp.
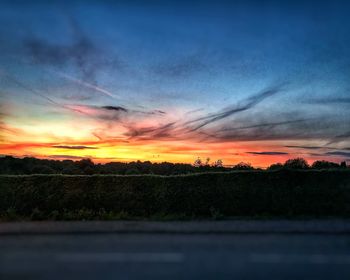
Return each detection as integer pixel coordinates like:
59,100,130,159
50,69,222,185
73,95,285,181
0,170,350,219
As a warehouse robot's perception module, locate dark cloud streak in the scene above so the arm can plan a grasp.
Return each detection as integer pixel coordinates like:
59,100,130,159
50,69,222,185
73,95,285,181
220,119,307,132
285,145,325,150
186,84,285,131
101,106,128,112
246,151,289,155
325,151,350,157
52,145,98,150
307,97,350,104
328,131,350,144
125,122,176,139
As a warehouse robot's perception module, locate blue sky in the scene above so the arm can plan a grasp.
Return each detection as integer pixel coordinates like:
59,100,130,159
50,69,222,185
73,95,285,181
0,0,350,166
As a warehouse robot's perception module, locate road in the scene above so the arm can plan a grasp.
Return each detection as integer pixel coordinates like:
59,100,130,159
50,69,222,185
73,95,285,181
1,228,350,280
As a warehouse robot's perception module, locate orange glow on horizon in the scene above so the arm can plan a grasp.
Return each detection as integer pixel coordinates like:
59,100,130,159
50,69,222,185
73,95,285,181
0,137,342,168
1,111,345,168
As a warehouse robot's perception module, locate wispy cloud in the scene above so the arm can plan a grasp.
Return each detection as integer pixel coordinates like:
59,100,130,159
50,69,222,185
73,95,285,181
57,72,120,99
220,119,307,132
1,71,93,116
63,104,166,123
64,104,127,121
2,72,62,108
0,122,24,136
285,145,324,150
23,16,113,83
124,122,176,139
306,97,350,104
328,131,350,144
186,84,285,131
285,145,350,151
325,151,350,157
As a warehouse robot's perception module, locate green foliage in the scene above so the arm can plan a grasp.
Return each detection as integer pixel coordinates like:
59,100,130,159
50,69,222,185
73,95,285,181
0,170,350,220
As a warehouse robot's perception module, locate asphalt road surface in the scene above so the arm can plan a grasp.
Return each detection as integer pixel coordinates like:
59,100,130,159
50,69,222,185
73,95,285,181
1,228,350,280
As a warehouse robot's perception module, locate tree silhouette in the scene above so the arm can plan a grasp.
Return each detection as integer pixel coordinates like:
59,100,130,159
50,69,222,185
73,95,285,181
2,155,347,175
232,162,254,170
312,160,340,169
214,159,223,167
193,157,202,167
284,158,309,169
267,163,283,170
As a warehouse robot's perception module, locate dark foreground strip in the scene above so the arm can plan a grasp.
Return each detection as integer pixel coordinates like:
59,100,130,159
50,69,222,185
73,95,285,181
1,220,350,235
1,171,350,218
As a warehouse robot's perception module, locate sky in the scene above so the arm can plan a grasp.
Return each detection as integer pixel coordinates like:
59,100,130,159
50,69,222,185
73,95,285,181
0,0,350,167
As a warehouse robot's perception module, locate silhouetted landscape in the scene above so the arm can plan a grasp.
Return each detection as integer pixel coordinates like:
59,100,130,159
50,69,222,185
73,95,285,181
0,155,349,221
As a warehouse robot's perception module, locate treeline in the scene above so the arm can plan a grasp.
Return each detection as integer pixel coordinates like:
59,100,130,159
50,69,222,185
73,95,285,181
0,156,227,175
0,156,348,175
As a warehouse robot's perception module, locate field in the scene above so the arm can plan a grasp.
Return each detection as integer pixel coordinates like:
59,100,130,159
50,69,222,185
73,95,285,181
1,170,350,221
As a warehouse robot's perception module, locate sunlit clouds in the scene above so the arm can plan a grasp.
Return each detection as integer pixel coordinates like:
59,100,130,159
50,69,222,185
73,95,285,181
1,0,350,167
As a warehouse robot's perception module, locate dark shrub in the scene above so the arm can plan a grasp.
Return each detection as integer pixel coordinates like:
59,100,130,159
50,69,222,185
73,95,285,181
125,168,140,175
312,160,340,169
1,170,350,220
31,165,55,174
267,163,283,171
284,158,309,169
232,162,254,170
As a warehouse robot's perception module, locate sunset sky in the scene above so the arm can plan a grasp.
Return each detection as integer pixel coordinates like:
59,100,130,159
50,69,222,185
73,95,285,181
0,0,350,167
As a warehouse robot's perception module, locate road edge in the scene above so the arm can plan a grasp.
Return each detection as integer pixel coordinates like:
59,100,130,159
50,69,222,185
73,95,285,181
1,220,350,235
